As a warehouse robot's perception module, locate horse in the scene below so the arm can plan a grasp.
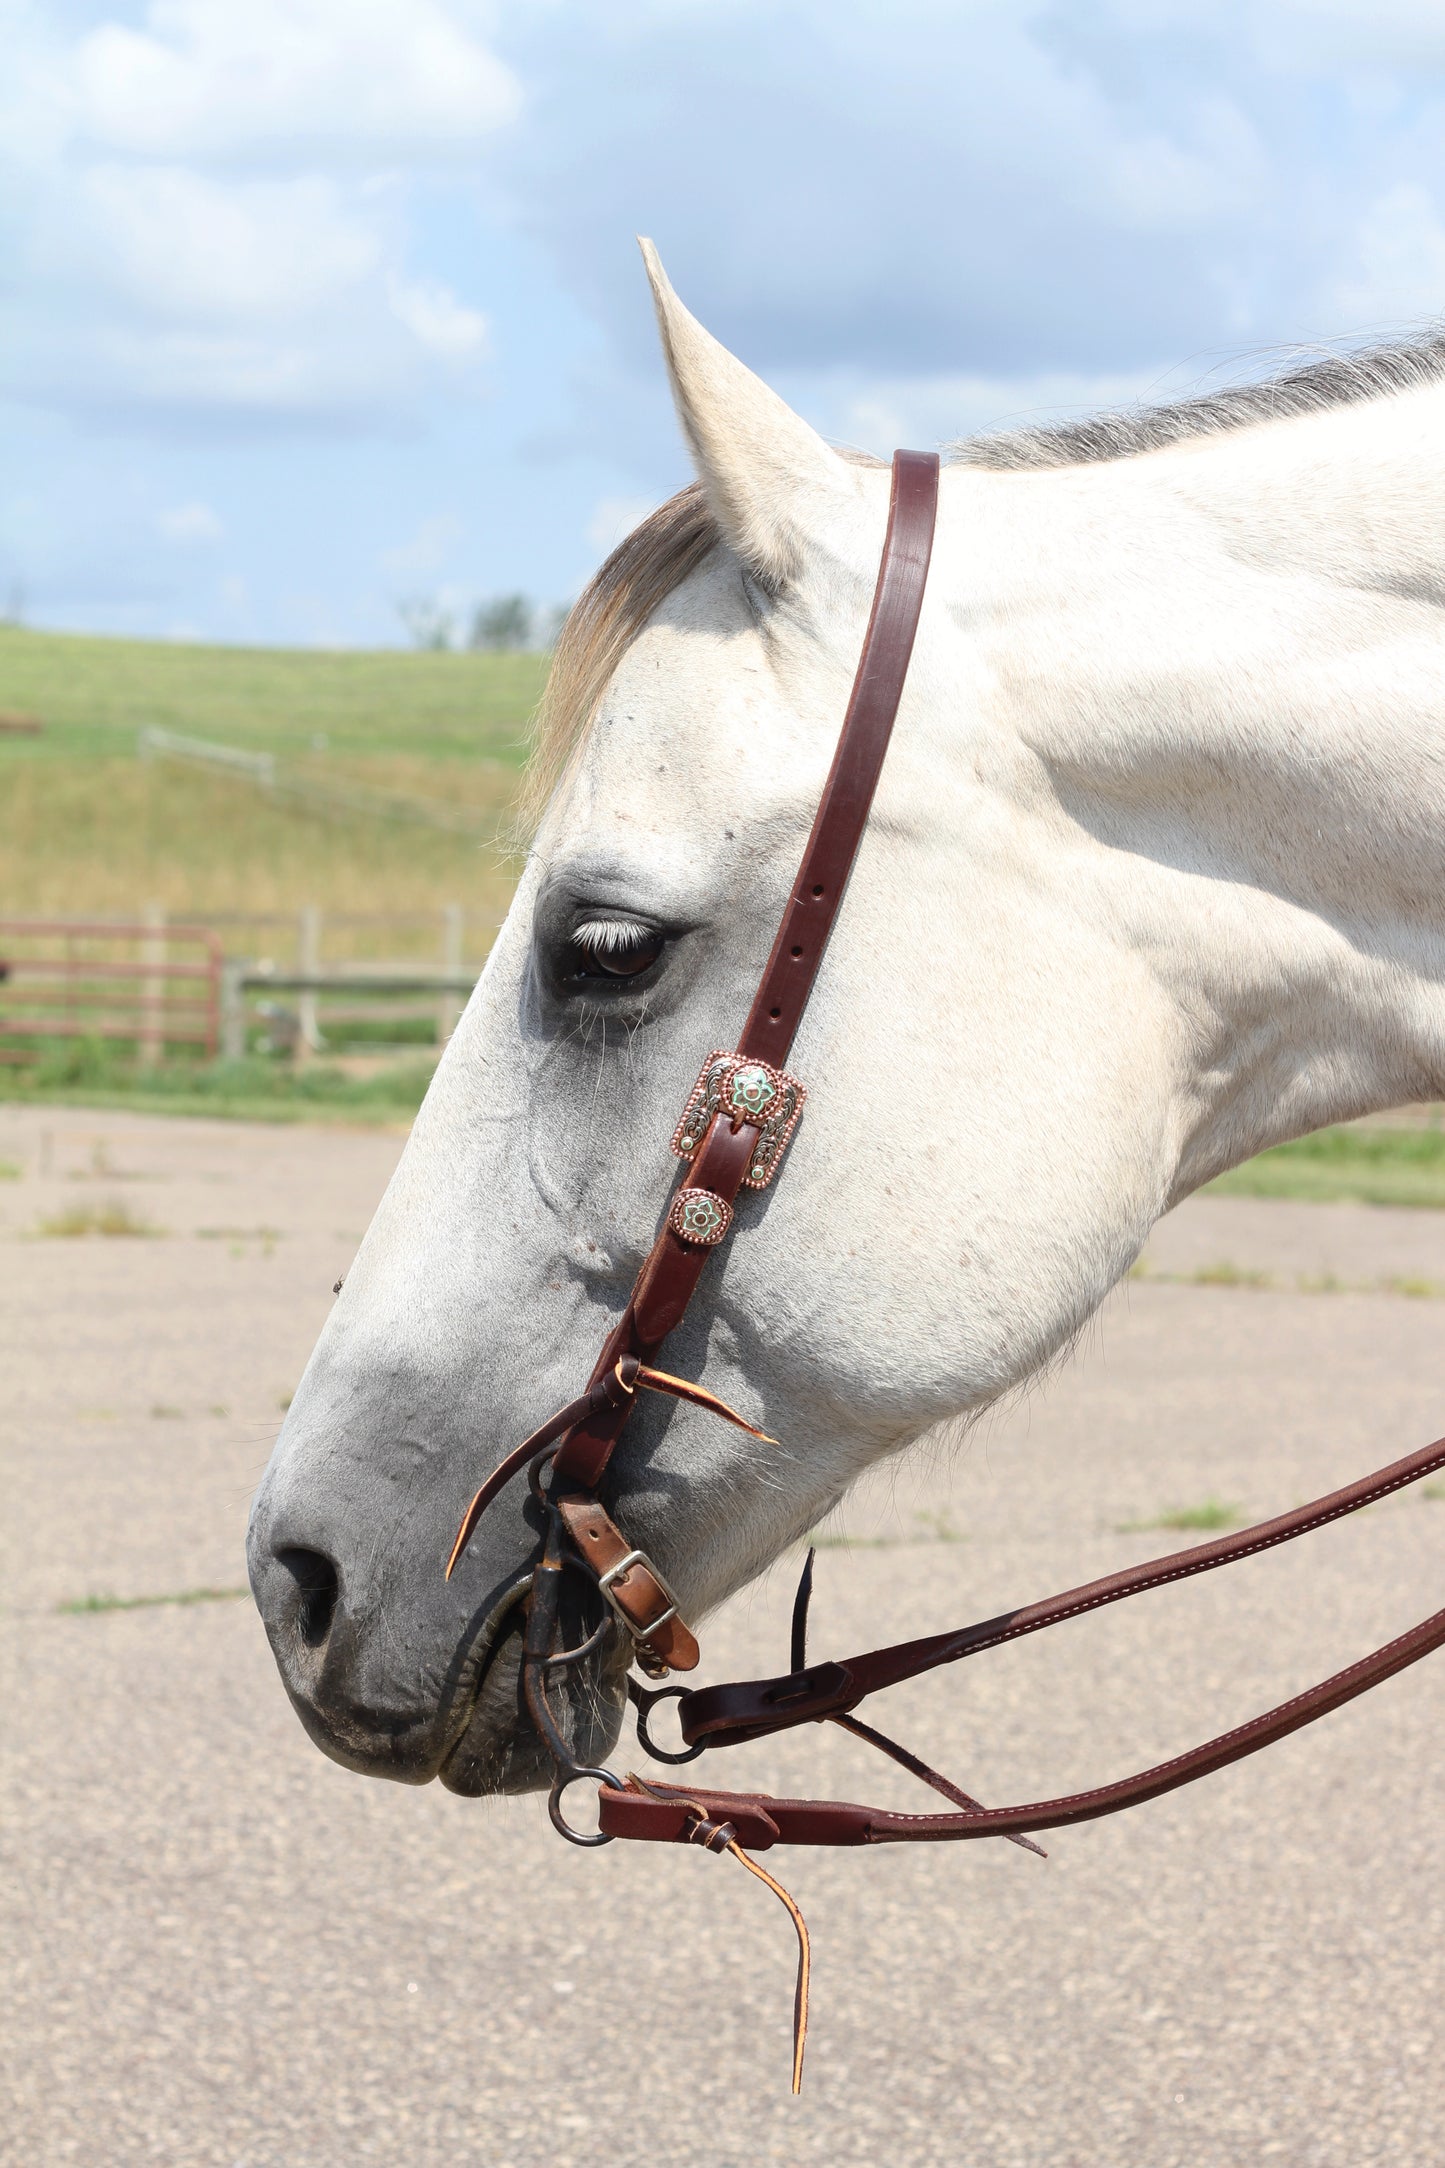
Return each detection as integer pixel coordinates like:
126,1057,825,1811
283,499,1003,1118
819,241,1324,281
247,241,1445,1804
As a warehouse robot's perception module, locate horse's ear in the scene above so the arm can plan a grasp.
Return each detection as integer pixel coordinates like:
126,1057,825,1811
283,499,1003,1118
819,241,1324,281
639,237,859,587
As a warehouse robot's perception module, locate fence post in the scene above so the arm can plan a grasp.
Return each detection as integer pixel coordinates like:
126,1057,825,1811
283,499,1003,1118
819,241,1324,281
140,901,166,1068
298,906,322,1055
438,904,463,1044
220,960,246,1060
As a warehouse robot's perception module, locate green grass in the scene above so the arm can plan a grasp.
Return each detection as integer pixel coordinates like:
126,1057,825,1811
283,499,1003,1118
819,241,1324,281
1120,1497,1243,1535
0,1038,434,1125
0,624,546,763
33,1196,162,1237
0,625,544,928
1205,1123,1445,1207
56,1586,249,1616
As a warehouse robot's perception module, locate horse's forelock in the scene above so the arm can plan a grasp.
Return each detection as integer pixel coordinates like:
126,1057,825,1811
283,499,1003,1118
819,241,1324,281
519,482,720,833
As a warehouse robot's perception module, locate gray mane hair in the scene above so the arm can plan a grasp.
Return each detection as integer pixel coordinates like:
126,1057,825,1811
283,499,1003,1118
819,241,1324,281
951,328,1445,472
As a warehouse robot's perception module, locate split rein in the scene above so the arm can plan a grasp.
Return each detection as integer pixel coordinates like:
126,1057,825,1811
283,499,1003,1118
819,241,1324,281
445,452,1445,2090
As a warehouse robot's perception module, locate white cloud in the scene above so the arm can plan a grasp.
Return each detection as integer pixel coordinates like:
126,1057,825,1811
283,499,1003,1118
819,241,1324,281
74,0,521,163
1250,0,1445,69
388,276,488,360
157,499,223,542
824,368,1169,456
79,167,381,322
497,0,1445,387
0,0,510,426
380,515,465,583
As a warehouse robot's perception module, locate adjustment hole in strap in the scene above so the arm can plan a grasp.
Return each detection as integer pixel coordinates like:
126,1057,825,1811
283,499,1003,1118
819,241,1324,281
769,1007,781,1020
810,884,824,898
790,945,803,957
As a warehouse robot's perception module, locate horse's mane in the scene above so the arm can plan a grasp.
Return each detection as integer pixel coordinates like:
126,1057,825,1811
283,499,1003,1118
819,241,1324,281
523,328,1445,826
953,326,1445,471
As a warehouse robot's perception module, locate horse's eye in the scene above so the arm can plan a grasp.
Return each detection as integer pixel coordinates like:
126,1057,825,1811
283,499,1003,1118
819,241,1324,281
570,920,665,981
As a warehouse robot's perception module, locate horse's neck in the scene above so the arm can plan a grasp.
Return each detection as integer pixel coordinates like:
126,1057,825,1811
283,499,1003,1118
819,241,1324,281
964,384,1445,1190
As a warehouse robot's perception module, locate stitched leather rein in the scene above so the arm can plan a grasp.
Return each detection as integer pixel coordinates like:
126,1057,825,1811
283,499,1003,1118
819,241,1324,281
447,449,1445,2089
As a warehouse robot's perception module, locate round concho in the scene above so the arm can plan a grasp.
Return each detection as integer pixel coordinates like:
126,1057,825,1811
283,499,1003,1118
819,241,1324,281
728,1062,777,1120
667,1187,734,1248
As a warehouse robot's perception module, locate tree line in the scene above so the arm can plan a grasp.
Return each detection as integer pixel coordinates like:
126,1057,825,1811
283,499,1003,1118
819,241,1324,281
396,593,570,653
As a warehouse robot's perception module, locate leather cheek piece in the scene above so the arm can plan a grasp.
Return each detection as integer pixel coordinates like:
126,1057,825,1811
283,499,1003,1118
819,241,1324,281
631,1113,760,1347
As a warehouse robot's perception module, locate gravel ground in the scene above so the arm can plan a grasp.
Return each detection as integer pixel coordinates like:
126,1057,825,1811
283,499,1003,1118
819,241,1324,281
4,1103,1445,2168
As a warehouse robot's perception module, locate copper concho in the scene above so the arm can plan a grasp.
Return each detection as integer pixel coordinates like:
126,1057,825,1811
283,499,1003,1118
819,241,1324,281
667,1187,734,1247
670,1051,807,1191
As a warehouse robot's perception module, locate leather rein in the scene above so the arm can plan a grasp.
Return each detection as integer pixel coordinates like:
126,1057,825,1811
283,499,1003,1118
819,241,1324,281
447,449,1445,2089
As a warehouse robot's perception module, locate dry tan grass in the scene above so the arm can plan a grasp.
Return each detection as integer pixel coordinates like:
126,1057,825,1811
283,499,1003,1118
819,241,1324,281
0,757,520,955
0,627,545,962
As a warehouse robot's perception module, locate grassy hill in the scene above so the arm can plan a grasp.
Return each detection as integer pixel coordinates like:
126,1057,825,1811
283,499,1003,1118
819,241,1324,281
3,625,1443,1200
0,624,546,759
0,626,547,927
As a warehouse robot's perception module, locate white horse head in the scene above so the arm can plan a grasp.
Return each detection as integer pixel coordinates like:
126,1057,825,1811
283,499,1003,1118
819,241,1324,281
249,244,1445,1794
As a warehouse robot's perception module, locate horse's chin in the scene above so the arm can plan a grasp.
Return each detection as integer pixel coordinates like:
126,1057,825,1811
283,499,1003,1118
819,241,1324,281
439,1606,630,1797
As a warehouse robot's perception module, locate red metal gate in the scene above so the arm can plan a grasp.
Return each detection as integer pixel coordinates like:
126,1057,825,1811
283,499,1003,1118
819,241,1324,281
0,919,223,1064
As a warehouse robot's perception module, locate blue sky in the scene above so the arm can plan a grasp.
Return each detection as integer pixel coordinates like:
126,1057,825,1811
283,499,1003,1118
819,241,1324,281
5,0,1445,647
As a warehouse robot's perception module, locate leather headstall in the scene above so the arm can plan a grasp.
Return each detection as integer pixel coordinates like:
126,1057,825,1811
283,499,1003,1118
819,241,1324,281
445,447,1445,2091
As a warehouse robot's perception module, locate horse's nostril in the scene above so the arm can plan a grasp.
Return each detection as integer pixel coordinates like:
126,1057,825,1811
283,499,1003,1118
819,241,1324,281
275,1547,341,1649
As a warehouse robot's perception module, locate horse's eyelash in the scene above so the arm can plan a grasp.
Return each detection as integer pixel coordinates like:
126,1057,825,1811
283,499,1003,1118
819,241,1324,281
571,917,654,956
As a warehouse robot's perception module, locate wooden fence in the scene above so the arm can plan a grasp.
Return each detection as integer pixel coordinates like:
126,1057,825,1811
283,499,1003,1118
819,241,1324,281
0,908,496,1064
138,727,504,839
0,916,222,1064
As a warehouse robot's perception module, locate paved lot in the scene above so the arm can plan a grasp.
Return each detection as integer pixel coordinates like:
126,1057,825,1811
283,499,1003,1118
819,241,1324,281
4,1103,1445,2167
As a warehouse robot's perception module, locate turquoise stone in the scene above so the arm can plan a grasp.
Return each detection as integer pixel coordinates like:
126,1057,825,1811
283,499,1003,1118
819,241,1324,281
730,1064,776,1117
680,1194,723,1239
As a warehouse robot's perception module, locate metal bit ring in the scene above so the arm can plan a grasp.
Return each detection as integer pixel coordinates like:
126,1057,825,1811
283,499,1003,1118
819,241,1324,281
629,1678,706,1766
548,1765,626,1848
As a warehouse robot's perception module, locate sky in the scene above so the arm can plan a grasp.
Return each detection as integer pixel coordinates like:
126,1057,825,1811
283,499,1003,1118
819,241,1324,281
6,0,1445,648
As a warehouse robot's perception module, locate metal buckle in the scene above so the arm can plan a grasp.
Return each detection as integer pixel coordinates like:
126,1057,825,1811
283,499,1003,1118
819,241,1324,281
671,1050,807,1190
596,1546,685,1648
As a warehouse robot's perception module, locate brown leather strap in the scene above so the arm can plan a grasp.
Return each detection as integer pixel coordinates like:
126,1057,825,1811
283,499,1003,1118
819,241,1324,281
601,1590,1445,1845
555,1496,700,1672
738,448,939,1065
549,449,940,1496
444,1358,643,1580
586,1432,1445,1845
677,1429,1445,1747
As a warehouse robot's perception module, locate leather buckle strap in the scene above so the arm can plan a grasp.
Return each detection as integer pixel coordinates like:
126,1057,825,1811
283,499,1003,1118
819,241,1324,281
680,1662,858,1746
555,1495,700,1675
596,1547,681,1646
